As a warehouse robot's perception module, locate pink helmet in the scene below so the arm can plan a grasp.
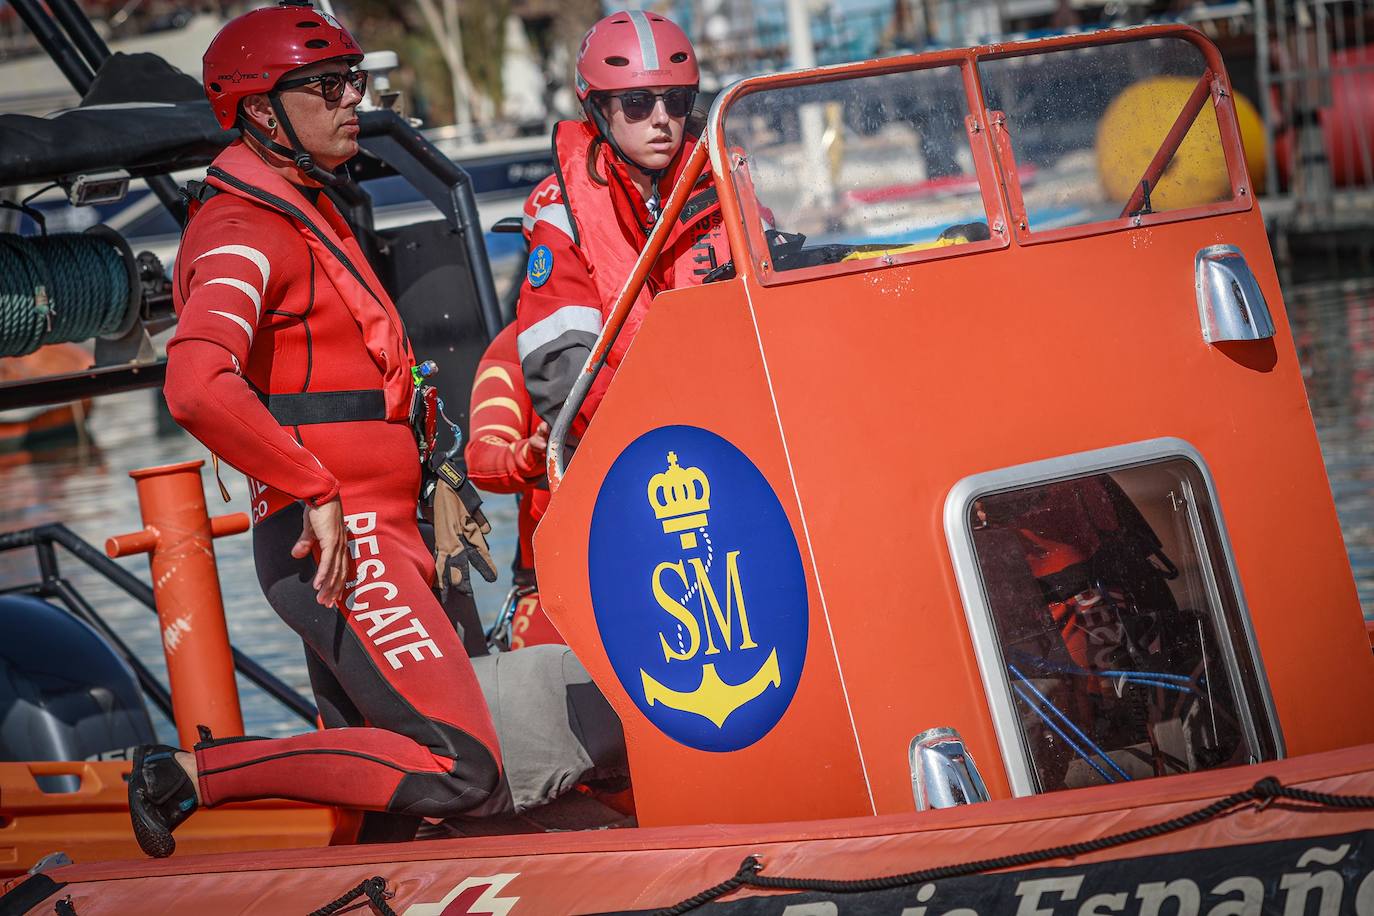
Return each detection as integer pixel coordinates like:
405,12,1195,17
203,1,363,130
575,10,699,101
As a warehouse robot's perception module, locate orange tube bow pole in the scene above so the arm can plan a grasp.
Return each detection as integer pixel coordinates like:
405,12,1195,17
546,139,710,491
106,460,247,749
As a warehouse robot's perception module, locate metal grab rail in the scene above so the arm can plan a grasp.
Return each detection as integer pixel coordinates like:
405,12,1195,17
1119,68,1217,219
356,109,504,342
546,139,712,491
0,523,318,727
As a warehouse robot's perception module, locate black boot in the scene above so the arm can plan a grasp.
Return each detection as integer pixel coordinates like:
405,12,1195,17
128,744,198,858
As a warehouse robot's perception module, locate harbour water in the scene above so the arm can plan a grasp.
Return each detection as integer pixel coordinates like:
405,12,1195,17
1,264,1372,743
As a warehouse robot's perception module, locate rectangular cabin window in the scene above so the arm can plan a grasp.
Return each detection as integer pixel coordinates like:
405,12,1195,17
952,450,1278,794
722,64,993,275
978,37,1241,237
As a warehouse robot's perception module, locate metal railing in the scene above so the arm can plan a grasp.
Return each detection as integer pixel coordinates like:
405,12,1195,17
1255,0,1374,227
0,524,317,728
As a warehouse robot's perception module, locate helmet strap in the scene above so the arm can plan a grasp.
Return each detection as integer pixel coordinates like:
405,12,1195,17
237,94,348,188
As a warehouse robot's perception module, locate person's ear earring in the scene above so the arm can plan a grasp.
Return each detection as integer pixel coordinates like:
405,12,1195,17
267,117,276,129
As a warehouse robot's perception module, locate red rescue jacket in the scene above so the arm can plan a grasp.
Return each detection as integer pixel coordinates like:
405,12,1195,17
167,141,417,517
515,120,730,432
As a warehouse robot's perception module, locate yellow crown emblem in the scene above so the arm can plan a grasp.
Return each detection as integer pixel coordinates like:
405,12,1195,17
647,451,710,549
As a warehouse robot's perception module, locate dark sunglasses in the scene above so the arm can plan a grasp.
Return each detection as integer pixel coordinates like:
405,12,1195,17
277,69,369,103
608,87,696,121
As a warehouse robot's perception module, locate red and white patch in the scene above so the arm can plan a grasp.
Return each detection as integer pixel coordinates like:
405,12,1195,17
402,874,520,915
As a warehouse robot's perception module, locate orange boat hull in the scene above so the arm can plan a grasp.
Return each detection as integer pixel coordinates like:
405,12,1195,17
5,745,1374,915
0,762,335,880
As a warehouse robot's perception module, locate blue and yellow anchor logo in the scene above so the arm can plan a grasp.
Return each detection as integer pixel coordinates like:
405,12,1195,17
590,426,808,752
526,244,553,288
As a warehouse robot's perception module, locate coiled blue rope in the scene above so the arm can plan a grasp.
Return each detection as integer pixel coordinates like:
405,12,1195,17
0,232,132,357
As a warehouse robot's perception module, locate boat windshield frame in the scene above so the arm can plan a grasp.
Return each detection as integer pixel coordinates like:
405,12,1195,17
704,24,1254,289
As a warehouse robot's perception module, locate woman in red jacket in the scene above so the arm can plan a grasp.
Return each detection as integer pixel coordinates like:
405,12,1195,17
516,11,730,435
126,2,501,857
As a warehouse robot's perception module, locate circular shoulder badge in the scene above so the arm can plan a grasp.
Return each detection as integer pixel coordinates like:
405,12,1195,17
589,425,808,752
526,244,553,288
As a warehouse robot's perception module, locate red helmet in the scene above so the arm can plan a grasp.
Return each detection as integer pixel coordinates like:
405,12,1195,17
202,1,363,130
575,10,698,101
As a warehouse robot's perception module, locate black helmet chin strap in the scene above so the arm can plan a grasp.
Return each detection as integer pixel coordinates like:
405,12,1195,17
239,93,348,187
584,96,667,216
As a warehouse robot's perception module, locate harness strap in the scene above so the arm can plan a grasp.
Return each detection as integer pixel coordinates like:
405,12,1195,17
256,388,387,426
205,166,385,306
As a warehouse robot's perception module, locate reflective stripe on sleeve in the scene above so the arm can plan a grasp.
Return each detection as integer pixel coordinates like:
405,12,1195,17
194,244,270,291
517,306,603,363
209,309,255,342
204,277,263,320
532,204,575,242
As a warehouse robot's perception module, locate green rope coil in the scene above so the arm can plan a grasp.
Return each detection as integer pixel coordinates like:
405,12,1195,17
0,230,135,358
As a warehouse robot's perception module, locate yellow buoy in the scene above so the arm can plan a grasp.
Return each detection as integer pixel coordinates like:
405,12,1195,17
1097,76,1266,211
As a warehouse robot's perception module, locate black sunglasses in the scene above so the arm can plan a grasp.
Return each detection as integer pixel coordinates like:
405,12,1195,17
607,87,696,121
276,69,368,103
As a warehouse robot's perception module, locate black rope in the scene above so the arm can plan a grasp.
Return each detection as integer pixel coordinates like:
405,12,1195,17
307,876,398,916
654,776,1374,914
0,231,130,357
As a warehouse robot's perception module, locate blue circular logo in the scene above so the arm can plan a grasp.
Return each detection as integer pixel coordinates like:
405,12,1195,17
589,425,808,752
526,244,553,288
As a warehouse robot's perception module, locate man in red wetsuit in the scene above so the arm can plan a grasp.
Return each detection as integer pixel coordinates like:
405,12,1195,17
516,11,730,434
127,1,501,857
465,324,563,648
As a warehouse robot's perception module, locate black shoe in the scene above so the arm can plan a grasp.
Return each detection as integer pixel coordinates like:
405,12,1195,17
128,744,198,858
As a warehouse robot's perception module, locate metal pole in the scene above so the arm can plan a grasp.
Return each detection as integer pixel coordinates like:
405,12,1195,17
48,578,177,721
361,111,500,339
0,524,317,725
10,0,187,225
106,461,247,748
1354,0,1374,187
46,0,111,73
6,0,94,94
786,0,833,210
1255,0,1280,199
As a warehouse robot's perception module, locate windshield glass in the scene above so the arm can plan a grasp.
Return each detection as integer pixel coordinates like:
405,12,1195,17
969,459,1276,793
722,64,991,273
978,37,1234,232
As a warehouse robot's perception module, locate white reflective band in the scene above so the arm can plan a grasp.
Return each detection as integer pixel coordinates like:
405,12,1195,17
210,309,254,341
522,211,537,233
533,203,574,242
628,10,660,70
204,277,263,320
195,244,270,293
517,306,603,362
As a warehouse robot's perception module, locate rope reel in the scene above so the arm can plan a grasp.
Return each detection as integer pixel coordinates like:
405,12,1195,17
0,226,141,358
